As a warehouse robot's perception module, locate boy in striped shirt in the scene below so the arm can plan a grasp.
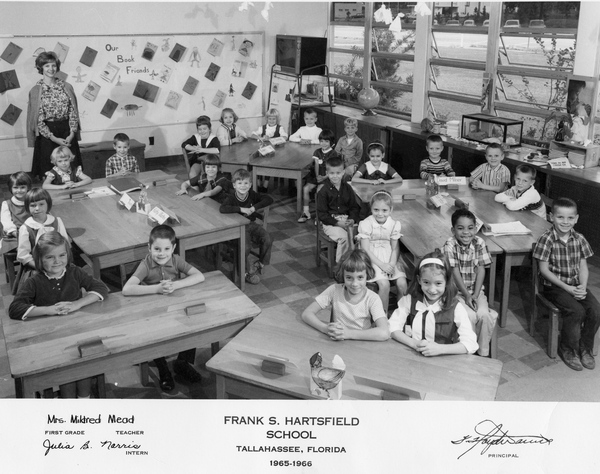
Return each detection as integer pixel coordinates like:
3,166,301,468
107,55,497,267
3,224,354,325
419,134,455,179
470,143,511,193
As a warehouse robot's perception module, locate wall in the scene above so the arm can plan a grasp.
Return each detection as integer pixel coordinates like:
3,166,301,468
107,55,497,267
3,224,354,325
0,1,329,174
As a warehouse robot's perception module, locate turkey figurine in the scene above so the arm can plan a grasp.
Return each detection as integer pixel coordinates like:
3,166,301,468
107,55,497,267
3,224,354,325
309,352,345,399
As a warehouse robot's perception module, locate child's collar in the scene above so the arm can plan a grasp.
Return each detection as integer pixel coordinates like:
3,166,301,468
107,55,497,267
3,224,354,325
235,190,249,201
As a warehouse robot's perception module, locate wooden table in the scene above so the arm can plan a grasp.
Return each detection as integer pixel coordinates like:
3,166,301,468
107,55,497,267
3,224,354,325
206,310,503,401
51,171,249,290
248,142,314,213
217,140,257,175
3,271,260,398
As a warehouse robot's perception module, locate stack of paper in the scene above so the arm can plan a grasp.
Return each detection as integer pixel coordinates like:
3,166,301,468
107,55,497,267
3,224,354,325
483,221,532,236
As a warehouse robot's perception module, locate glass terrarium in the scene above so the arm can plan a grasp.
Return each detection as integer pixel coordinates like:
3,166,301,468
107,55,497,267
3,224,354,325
461,114,523,146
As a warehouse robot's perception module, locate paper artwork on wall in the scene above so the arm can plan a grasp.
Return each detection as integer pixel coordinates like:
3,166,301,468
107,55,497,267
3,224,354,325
53,42,69,63
79,47,98,67
133,80,159,103
1,104,22,125
142,42,158,61
189,47,201,68
232,60,247,78
169,43,187,62
165,90,182,110
182,76,199,95
121,104,143,116
238,39,254,58
99,62,120,83
100,99,118,119
205,62,220,82
159,65,173,84
211,90,227,108
207,38,224,57
73,66,87,83
82,80,101,101
55,71,68,82
241,81,257,100
1,42,23,65
0,70,20,93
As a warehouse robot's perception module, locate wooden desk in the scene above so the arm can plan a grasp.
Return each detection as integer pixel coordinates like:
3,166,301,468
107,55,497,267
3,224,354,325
206,311,503,401
217,140,256,175
3,271,260,398
248,142,313,213
52,171,248,290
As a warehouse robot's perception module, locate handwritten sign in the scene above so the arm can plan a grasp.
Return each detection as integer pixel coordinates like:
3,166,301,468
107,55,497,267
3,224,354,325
428,194,447,208
548,157,571,169
435,176,467,186
148,206,170,225
118,193,135,210
258,145,275,156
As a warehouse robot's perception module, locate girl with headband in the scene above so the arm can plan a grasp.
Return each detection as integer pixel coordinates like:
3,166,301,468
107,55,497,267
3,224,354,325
351,142,403,185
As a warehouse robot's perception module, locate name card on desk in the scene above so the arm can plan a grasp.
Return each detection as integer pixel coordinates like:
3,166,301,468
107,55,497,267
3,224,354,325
118,192,135,210
435,176,467,186
148,206,170,225
268,137,286,146
428,194,447,208
258,144,275,156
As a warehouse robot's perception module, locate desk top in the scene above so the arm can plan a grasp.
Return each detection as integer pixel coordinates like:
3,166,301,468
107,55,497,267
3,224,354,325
206,310,503,401
218,140,258,167
3,271,261,378
249,142,314,171
52,171,247,258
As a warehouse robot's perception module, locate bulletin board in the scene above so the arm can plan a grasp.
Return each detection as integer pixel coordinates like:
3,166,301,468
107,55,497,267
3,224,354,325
0,32,264,140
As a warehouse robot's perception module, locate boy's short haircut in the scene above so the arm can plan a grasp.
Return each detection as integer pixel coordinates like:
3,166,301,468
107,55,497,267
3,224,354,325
325,156,344,169
8,171,33,190
113,133,130,145
149,224,176,245
516,164,536,179
344,117,358,128
318,129,336,145
50,145,74,164
303,108,317,117
203,154,221,168
367,141,385,155
33,231,72,270
426,134,443,146
266,108,281,124
196,115,212,129
232,168,252,182
220,107,239,123
551,197,578,214
24,188,52,212
451,208,477,227
485,142,504,154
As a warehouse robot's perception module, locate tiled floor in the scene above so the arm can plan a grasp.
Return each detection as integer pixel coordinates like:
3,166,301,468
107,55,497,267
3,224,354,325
1,158,599,400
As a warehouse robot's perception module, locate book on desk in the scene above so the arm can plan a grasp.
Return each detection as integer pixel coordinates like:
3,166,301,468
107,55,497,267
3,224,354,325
107,176,143,194
482,221,532,236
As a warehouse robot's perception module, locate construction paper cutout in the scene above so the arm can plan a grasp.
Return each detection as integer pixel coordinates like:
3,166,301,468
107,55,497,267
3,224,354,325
159,65,172,84
169,43,187,62
232,60,247,78
182,76,199,95
229,84,235,97
165,90,182,110
55,71,68,82
207,38,224,57
1,43,23,65
142,42,158,61
79,47,97,67
0,70,20,93
205,62,220,82
241,81,257,100
1,104,22,125
133,80,159,103
161,38,171,52
100,62,120,83
100,99,118,119
211,90,227,108
82,81,101,102
238,39,254,58
122,104,143,116
53,42,69,63
73,66,86,83
189,47,201,67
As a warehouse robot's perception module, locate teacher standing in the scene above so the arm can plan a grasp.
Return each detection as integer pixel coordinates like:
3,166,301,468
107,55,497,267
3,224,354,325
27,51,82,179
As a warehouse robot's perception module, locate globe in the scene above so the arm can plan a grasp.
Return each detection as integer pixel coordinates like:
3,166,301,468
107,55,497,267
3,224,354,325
357,88,380,116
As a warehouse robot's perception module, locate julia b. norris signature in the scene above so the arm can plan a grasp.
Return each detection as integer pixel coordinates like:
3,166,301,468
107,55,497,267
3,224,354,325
451,419,553,459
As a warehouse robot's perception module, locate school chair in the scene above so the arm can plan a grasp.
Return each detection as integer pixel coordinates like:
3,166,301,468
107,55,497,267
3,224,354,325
540,193,553,222
181,148,204,177
3,249,18,290
315,205,355,279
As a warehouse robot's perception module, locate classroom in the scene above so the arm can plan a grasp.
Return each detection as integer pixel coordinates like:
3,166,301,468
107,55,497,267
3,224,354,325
1,1,599,402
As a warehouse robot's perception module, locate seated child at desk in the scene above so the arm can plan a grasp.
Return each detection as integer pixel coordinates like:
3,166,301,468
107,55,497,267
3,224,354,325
357,190,407,313
217,108,247,146
220,169,273,285
9,231,109,398
335,117,363,178
470,143,511,193
251,108,288,193
105,132,140,177
298,129,339,223
494,164,546,219
42,146,91,190
301,248,390,341
288,108,322,145
352,142,403,185
122,225,205,392
316,156,361,263
176,154,231,203
389,250,478,356
533,197,600,371
443,209,498,357
1,171,32,240
420,134,455,179
182,115,221,180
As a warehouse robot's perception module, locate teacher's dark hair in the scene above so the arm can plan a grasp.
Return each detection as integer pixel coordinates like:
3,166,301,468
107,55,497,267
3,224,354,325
35,51,61,74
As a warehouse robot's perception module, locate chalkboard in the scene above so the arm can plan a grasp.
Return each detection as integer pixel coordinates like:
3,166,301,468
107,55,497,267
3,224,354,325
0,32,264,140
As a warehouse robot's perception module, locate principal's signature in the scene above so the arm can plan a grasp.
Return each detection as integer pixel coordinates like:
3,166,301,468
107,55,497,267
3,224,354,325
451,419,553,459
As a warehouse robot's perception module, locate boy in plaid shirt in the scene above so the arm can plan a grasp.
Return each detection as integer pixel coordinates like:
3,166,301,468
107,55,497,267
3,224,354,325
443,209,498,356
105,133,140,177
533,197,600,371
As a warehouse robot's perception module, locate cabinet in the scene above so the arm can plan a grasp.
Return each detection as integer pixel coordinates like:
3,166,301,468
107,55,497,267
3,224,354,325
80,139,146,179
549,140,600,168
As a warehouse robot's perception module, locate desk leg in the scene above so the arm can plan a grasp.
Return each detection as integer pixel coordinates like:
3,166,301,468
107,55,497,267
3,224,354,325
178,240,187,261
499,254,514,328
215,375,229,399
92,258,101,281
296,173,302,214
252,168,258,192
239,230,246,291
488,255,497,310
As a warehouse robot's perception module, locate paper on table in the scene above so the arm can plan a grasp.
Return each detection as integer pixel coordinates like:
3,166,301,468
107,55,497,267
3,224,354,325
482,221,532,236
84,186,116,198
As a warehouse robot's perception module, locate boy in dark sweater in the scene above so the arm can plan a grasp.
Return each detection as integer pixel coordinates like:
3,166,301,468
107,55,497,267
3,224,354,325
220,169,273,284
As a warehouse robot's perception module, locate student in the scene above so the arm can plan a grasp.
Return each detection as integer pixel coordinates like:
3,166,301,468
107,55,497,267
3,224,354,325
123,225,205,391
443,209,498,357
335,117,363,178
251,108,288,193
389,250,478,356
216,108,247,146
220,169,273,284
301,248,390,341
42,145,91,190
105,132,140,177
420,134,455,179
357,190,408,313
494,164,546,219
181,115,220,180
532,197,600,371
9,231,108,398
1,171,32,240
17,188,69,271
298,129,339,223
470,143,511,193
316,156,361,263
352,142,403,185
288,108,322,145
176,154,231,203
